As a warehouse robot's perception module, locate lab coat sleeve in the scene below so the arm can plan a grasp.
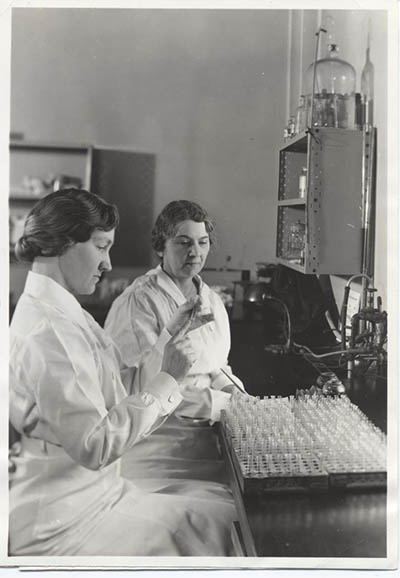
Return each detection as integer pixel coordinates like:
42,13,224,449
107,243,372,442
25,321,182,471
105,289,171,388
177,385,231,423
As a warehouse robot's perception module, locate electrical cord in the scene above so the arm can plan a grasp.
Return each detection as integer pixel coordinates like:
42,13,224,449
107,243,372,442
263,296,341,357
293,341,344,358
292,340,374,360
262,295,292,354
299,352,345,370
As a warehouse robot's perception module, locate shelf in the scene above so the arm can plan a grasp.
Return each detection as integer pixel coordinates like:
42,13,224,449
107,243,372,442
280,131,308,152
276,258,305,273
10,140,91,153
9,143,155,268
278,199,306,206
276,127,367,275
9,141,93,205
9,192,45,202
281,128,363,153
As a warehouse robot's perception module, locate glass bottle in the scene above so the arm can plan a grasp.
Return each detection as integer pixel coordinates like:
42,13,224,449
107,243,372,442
299,167,307,199
284,116,295,141
304,33,356,129
288,115,295,138
295,95,307,135
287,220,306,263
361,34,374,129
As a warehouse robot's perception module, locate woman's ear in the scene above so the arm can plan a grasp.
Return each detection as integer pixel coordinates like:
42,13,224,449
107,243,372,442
157,251,163,260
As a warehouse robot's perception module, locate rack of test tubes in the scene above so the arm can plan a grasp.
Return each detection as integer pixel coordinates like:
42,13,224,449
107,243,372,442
220,389,386,494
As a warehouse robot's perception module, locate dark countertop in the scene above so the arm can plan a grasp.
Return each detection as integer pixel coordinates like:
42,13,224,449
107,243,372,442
243,489,386,558
224,319,387,558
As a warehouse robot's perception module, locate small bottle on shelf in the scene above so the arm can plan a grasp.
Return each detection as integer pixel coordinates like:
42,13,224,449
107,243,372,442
284,116,296,141
299,167,307,199
288,116,296,138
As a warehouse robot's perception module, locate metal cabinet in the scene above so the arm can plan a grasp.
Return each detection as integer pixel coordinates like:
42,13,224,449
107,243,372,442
276,127,368,274
9,141,155,267
89,147,154,267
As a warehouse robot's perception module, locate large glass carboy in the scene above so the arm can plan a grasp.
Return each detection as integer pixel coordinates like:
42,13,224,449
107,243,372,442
304,41,356,130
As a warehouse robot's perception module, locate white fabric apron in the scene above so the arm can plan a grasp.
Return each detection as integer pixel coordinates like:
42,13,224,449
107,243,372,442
11,436,235,557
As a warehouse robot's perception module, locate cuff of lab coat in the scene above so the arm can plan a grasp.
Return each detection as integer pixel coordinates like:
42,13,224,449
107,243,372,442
209,389,231,423
211,371,245,392
144,372,183,415
155,328,171,354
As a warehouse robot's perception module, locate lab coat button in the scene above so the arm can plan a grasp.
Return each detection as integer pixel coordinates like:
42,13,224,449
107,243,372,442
168,394,175,403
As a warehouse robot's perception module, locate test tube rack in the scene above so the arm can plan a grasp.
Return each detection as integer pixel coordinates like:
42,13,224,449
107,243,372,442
220,390,386,494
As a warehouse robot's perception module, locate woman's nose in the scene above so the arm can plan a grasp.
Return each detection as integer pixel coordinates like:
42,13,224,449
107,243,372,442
101,254,112,272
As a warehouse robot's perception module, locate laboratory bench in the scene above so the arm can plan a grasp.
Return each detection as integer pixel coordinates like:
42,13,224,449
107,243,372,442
223,318,388,558
8,300,388,558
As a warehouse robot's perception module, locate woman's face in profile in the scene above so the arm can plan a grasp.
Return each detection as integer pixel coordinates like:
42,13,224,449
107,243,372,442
161,220,210,283
58,228,115,295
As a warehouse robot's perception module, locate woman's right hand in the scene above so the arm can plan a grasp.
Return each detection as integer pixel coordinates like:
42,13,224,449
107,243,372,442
161,317,196,383
166,296,201,336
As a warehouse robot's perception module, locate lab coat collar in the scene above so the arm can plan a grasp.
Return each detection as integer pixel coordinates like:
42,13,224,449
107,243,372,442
147,264,210,307
24,271,91,332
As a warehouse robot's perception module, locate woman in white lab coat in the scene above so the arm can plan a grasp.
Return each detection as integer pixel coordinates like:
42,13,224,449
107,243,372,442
9,189,236,557
105,200,246,485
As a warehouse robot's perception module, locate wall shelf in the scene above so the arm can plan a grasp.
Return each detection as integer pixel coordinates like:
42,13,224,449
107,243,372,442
278,199,306,206
276,257,306,274
9,140,155,267
276,127,369,275
10,141,91,153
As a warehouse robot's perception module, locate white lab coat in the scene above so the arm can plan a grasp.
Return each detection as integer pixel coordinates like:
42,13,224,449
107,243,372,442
9,271,235,556
105,266,244,484
105,265,244,421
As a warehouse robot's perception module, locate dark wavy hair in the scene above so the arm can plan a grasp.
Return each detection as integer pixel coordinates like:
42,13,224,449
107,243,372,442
14,188,119,263
152,200,215,254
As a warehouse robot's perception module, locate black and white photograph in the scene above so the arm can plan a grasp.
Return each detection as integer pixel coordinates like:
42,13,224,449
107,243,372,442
0,0,398,573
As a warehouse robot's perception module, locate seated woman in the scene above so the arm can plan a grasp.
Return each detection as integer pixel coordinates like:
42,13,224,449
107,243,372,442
9,189,236,557
105,200,246,484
